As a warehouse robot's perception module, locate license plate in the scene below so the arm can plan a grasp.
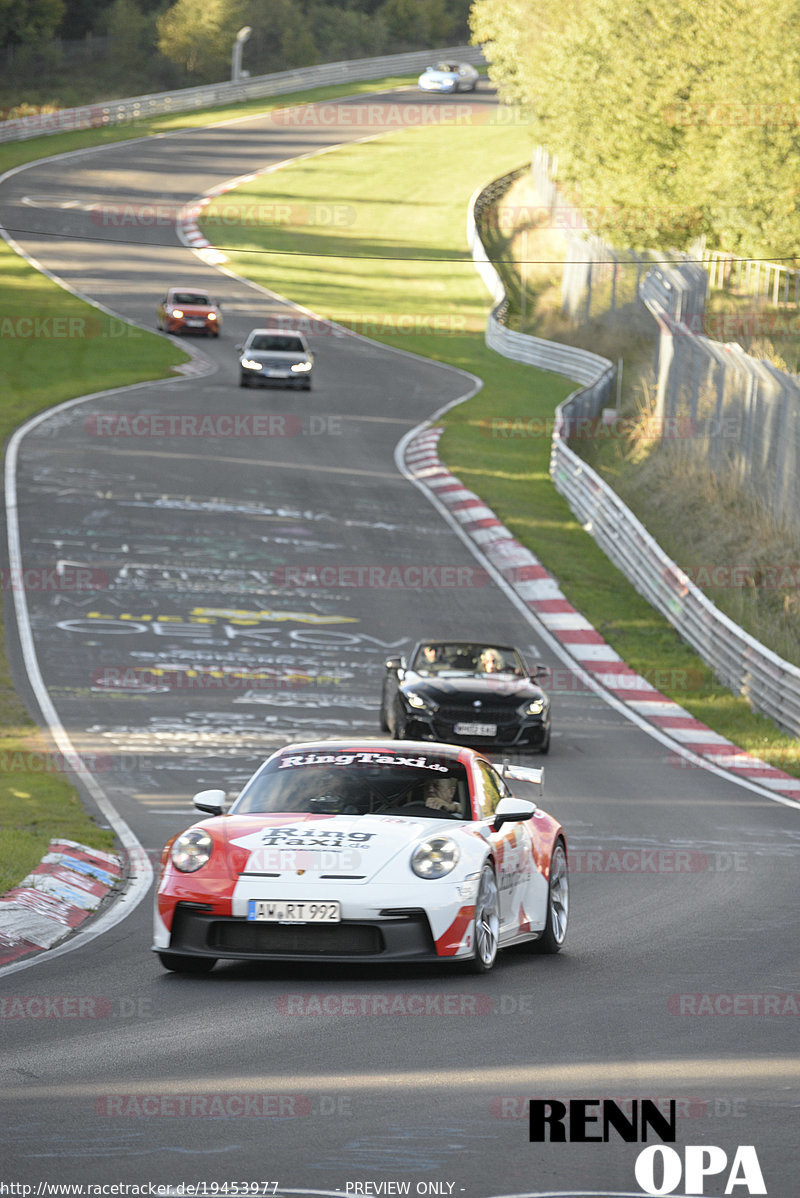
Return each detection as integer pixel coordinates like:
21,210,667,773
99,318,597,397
247,900,341,923
266,369,290,378
454,722,497,737
186,318,206,327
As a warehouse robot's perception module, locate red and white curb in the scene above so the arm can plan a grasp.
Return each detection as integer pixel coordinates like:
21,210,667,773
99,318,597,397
179,196,219,259
0,840,122,968
404,426,800,804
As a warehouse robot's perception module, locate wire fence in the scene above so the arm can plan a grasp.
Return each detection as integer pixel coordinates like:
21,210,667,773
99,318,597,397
532,148,800,313
529,148,800,527
468,176,800,736
642,267,800,524
531,147,656,322
694,242,800,305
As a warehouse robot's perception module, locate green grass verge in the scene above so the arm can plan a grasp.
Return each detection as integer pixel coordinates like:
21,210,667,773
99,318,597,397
0,243,185,412
0,757,117,894
200,120,800,778
0,72,431,893
0,232,188,890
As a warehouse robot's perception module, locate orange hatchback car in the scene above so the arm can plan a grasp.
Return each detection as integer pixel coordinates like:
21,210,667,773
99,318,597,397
157,286,221,336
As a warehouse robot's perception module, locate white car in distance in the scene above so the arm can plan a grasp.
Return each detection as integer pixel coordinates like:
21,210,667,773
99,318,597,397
418,62,479,93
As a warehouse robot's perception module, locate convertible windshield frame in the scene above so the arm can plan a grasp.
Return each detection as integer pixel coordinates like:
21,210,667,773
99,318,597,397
410,642,526,677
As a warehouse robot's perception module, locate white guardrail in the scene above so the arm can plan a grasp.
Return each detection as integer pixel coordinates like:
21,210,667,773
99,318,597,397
467,183,800,736
0,45,485,143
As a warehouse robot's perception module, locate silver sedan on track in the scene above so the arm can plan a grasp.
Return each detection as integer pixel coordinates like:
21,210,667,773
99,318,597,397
237,328,314,389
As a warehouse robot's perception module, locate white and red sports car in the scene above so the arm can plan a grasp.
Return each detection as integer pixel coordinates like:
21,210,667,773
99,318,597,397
154,739,568,974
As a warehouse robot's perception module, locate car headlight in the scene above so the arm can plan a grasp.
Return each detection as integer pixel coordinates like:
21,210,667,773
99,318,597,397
207,313,217,321
290,361,312,372
171,309,184,318
519,698,546,716
241,358,263,370
411,836,460,879
171,829,213,873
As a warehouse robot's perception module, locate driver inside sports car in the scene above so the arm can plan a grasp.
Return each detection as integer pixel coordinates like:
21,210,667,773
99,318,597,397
423,777,462,815
419,643,446,670
302,772,466,819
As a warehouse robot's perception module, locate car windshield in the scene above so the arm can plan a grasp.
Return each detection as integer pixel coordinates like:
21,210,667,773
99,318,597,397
172,293,210,305
232,751,470,820
411,642,524,680
248,334,305,352
411,643,525,677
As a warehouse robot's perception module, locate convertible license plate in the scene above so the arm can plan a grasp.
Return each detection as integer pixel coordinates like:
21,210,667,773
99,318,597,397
454,721,497,737
186,319,206,327
247,900,341,923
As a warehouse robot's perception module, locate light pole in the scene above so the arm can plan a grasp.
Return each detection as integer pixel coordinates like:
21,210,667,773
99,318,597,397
232,26,251,84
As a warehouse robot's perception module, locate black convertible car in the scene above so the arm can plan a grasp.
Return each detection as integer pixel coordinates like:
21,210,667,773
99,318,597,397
380,640,551,753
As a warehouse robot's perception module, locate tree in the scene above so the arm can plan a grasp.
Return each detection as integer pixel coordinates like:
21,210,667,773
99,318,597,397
378,0,452,49
157,0,319,79
58,0,106,38
0,0,65,47
470,0,800,257
103,0,152,67
247,0,317,71
156,0,236,76
306,2,388,60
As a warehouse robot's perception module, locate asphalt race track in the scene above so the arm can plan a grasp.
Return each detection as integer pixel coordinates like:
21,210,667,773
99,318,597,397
1,87,798,1198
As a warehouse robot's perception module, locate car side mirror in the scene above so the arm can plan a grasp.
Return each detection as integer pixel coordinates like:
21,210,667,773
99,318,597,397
492,796,536,832
531,663,551,685
385,656,406,672
193,788,227,815
235,343,243,351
